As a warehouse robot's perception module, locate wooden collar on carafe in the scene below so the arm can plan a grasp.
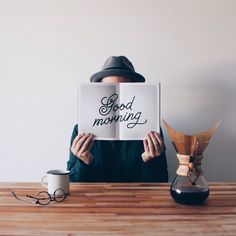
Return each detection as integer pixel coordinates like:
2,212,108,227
176,153,204,176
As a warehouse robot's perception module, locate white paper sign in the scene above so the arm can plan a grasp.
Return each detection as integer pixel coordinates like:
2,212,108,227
78,83,160,140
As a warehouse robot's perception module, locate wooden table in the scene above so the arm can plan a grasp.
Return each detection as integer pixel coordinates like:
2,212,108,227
0,182,236,235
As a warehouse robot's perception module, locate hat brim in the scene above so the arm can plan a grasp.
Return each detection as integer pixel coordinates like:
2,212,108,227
90,69,145,82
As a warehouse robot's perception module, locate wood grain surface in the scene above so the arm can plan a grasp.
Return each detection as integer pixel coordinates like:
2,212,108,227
0,182,236,235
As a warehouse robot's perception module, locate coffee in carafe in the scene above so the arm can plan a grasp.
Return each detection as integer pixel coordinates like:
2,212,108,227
163,120,220,205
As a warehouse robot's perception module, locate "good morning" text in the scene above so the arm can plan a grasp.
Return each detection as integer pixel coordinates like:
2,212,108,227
93,93,147,129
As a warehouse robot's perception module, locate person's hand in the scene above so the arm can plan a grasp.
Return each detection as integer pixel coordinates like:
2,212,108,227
142,131,164,162
71,133,94,165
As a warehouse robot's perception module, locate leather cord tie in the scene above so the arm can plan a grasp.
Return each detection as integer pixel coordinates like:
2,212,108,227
176,153,204,185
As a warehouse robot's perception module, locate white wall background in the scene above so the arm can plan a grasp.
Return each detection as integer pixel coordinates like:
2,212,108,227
0,0,235,182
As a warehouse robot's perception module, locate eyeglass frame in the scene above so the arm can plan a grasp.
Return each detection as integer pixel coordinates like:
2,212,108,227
12,188,67,205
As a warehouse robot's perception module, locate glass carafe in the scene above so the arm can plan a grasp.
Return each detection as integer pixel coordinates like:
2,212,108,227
170,153,209,204
171,175,209,205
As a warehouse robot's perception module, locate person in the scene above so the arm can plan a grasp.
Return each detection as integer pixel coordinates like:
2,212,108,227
67,56,168,182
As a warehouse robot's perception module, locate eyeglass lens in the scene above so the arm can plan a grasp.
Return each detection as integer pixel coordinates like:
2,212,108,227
53,188,66,202
37,191,51,205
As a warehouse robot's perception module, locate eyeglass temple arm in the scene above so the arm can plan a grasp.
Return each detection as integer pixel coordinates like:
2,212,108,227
12,192,38,204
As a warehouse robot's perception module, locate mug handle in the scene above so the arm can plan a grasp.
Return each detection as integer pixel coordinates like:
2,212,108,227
41,175,48,188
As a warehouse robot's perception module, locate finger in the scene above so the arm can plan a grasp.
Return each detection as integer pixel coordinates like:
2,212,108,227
79,134,94,154
72,133,84,148
71,133,84,152
87,136,95,151
153,132,164,150
147,134,155,157
142,139,150,162
150,132,162,154
143,139,149,153
75,133,90,154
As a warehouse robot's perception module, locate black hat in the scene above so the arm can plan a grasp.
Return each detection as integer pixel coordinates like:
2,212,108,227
90,56,145,82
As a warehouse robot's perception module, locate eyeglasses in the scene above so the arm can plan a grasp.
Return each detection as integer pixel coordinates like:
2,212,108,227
12,188,67,205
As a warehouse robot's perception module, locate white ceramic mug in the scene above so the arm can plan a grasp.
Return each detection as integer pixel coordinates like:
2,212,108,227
41,169,70,195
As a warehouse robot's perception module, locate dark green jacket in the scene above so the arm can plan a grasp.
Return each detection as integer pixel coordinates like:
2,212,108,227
67,125,168,182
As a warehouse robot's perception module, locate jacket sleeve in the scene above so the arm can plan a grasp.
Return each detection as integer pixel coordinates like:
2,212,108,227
141,128,168,182
67,125,94,182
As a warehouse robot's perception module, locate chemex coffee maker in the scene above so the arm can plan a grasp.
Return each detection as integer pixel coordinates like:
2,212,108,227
163,120,220,205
